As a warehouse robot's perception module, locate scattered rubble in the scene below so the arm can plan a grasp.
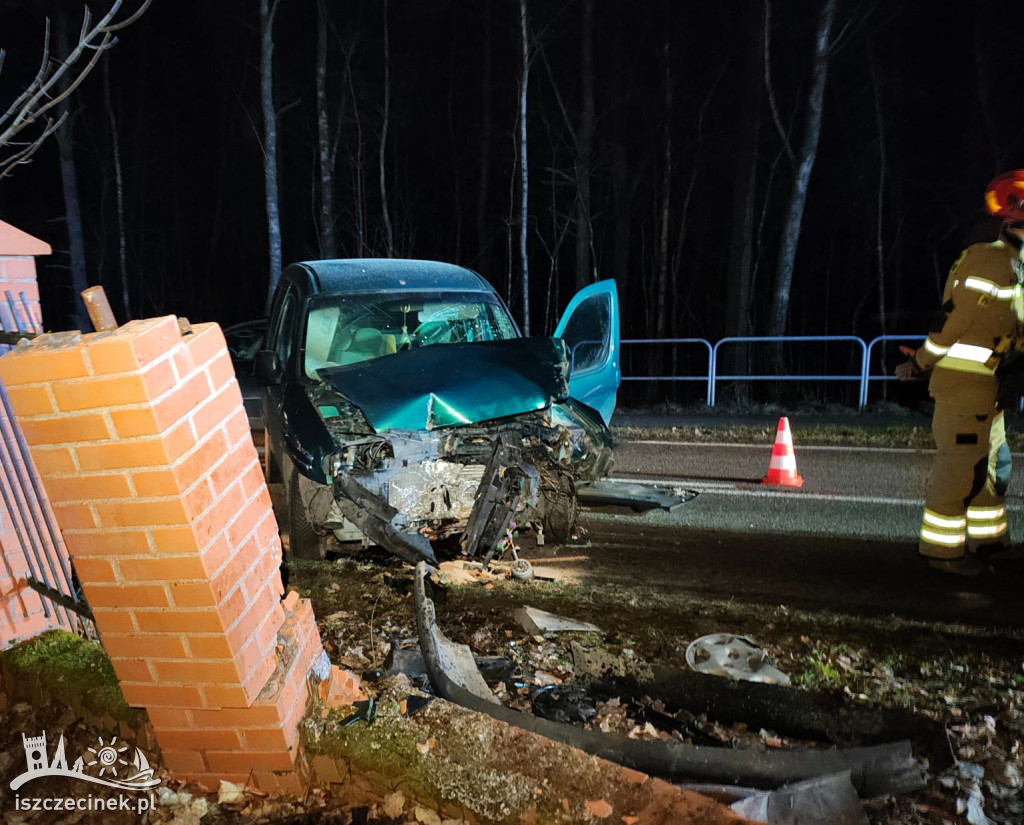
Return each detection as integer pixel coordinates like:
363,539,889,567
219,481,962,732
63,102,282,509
284,552,1024,823
4,544,1022,823
514,606,602,635
413,562,927,806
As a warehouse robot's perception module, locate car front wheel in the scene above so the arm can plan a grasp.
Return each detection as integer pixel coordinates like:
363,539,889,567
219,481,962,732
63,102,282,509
288,470,326,560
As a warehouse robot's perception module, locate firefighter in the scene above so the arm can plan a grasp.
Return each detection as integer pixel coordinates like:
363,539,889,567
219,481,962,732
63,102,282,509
896,170,1024,576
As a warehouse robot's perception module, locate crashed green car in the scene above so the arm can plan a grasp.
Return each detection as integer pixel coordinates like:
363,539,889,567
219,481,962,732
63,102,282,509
256,258,620,565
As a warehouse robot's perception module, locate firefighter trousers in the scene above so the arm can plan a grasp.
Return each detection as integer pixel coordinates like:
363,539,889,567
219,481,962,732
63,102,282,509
919,382,1011,560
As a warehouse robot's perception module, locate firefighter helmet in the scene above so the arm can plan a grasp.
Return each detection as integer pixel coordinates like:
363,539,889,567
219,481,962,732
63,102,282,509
984,170,1024,223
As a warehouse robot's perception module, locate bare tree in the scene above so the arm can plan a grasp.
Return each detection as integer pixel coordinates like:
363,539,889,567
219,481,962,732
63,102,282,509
51,9,90,330
378,0,394,257
475,0,494,271
336,29,367,255
767,0,838,338
723,1,765,395
315,0,337,259
103,58,130,320
608,8,633,325
260,0,282,309
0,0,150,179
518,0,531,335
654,41,671,345
573,0,594,291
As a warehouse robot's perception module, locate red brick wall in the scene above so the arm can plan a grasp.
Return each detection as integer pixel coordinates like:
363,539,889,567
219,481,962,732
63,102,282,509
0,256,42,334
0,220,48,334
0,316,328,793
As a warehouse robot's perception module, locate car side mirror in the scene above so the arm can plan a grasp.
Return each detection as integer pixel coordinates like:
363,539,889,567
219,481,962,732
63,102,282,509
254,349,281,383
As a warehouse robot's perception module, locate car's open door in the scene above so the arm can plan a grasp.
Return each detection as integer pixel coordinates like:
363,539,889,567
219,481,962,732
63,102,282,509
553,279,620,424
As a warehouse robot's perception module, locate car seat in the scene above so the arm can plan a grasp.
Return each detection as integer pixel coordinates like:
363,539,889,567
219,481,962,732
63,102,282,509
305,306,343,379
339,327,386,364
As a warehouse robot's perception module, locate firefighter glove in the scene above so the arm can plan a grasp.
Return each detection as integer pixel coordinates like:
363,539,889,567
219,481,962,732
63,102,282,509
895,359,923,381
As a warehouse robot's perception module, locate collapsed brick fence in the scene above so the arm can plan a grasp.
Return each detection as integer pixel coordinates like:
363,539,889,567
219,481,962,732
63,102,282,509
0,316,331,793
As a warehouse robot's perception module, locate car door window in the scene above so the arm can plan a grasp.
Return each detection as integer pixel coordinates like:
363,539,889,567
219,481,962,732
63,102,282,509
558,292,610,372
273,287,299,374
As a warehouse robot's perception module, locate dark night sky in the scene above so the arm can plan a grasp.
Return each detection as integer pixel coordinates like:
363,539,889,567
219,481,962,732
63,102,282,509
2,0,1024,350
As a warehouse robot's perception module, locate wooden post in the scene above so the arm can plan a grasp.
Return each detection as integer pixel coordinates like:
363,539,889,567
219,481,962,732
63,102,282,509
80,286,118,332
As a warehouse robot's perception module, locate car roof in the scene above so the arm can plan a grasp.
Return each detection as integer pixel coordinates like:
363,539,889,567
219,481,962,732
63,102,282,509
289,258,498,296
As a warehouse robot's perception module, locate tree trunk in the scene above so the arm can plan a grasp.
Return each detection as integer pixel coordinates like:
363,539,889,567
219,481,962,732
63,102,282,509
518,0,531,335
476,0,493,271
103,59,131,321
655,41,672,343
767,0,837,338
446,19,463,262
723,1,764,394
574,0,595,290
53,14,90,332
260,0,282,310
341,40,367,255
972,5,1002,170
316,0,336,259
379,0,394,257
609,11,631,329
868,38,888,357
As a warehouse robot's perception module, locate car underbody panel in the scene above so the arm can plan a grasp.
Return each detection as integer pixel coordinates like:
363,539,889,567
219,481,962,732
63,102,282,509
576,479,698,511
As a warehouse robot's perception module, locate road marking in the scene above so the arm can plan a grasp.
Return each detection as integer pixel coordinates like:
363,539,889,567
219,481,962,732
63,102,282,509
622,439,1024,458
616,475,1024,511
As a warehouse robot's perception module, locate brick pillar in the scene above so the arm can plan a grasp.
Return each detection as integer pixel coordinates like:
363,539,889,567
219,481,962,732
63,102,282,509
0,220,49,334
0,317,327,793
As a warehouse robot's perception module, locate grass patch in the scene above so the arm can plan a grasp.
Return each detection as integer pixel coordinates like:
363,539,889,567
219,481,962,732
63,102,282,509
0,629,143,726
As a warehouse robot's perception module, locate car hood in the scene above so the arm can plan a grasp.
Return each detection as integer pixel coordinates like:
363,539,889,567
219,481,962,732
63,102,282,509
317,338,571,432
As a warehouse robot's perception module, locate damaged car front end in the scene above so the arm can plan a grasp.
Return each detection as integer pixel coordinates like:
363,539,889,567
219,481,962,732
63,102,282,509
257,259,619,565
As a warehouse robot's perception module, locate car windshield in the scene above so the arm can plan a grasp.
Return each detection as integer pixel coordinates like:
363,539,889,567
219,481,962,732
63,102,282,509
303,291,519,380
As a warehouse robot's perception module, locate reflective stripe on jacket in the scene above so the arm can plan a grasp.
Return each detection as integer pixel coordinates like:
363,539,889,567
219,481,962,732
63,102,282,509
915,240,1023,378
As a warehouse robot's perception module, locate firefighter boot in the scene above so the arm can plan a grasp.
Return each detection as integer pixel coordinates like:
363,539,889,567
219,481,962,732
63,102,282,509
926,556,995,577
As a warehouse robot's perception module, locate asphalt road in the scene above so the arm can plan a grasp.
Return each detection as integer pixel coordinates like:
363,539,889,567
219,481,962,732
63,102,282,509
573,439,1024,633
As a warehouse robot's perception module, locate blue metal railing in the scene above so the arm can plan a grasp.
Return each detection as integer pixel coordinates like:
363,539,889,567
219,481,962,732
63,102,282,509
619,338,715,404
621,334,927,410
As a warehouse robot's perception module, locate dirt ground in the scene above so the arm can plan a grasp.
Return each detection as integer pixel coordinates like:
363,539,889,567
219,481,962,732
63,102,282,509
2,480,1021,824
280,501,1024,825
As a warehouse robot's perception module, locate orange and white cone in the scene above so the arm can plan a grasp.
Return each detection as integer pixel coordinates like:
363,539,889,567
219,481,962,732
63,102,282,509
762,416,804,487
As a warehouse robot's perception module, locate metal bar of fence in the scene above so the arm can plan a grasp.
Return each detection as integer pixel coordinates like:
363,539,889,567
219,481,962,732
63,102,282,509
0,403,56,622
4,291,23,333
0,379,83,629
862,335,927,408
622,335,950,409
711,336,868,408
0,472,53,621
19,292,39,334
620,334,941,409
620,338,714,405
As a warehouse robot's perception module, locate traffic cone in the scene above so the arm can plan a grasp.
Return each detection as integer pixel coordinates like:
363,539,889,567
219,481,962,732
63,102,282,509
762,416,804,487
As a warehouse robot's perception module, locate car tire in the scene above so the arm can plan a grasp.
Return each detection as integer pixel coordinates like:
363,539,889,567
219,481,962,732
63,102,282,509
263,429,282,483
288,471,325,560
541,468,579,543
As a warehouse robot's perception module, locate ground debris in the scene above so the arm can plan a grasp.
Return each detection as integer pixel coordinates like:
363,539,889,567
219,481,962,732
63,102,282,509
283,546,1024,824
